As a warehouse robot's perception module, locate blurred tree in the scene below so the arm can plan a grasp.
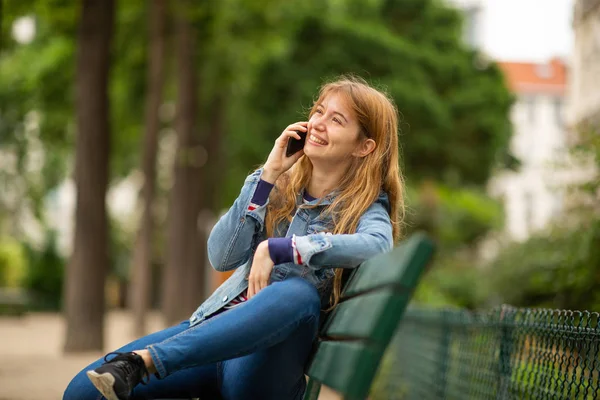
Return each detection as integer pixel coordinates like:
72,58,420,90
128,0,167,337
0,0,150,313
23,230,64,310
0,0,517,327
0,0,76,234
407,181,503,309
0,0,3,51
0,0,147,244
0,237,26,288
161,0,310,321
231,0,512,194
162,1,205,324
214,1,514,314
406,182,503,248
109,0,150,178
485,221,600,310
0,0,148,209
63,0,114,352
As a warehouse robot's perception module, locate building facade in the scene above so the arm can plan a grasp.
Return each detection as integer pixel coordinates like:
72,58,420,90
571,0,600,126
489,59,569,240
446,0,485,49
567,0,600,216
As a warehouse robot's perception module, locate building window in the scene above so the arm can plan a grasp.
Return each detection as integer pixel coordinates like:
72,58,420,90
521,96,536,124
535,63,553,79
554,97,563,126
524,190,535,233
462,6,481,48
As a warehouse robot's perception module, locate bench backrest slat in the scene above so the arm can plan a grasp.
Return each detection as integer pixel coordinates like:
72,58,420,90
323,288,409,343
343,232,433,297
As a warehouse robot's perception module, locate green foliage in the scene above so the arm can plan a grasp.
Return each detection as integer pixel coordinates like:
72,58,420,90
23,230,65,310
229,0,513,202
0,0,152,193
414,254,484,309
0,2,75,220
109,217,133,281
1,0,513,220
0,237,27,287
110,0,148,177
412,119,600,311
484,210,600,312
406,182,503,248
1,0,515,315
406,182,502,308
570,124,600,199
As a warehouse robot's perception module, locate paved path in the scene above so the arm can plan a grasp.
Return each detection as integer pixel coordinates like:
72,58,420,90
0,311,338,400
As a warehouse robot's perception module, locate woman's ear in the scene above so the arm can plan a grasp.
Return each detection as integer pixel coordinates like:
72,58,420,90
353,138,376,158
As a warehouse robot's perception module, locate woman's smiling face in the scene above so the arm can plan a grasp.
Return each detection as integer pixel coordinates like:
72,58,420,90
304,92,363,166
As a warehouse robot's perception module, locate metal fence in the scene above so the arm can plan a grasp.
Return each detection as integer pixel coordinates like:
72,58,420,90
372,306,600,400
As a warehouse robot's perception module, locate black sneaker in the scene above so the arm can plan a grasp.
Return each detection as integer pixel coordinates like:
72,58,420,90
86,351,149,400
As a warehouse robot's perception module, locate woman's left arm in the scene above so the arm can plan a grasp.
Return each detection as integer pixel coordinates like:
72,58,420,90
293,201,394,269
246,200,393,298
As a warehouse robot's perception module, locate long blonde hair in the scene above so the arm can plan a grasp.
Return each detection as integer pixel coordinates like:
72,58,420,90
264,76,405,309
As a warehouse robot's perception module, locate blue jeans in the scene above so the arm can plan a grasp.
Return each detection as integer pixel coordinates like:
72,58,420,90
63,278,321,400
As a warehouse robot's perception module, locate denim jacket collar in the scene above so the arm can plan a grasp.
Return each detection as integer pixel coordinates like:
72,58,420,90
296,188,337,207
296,188,390,213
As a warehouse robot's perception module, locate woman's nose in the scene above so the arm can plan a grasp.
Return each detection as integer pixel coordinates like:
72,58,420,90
312,117,325,131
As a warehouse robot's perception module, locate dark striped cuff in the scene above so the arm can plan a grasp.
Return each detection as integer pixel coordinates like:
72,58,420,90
248,179,274,212
268,237,293,265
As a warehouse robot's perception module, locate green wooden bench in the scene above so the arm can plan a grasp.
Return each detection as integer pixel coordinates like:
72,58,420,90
167,232,434,400
303,232,435,400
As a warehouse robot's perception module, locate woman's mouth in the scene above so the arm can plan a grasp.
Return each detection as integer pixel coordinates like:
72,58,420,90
308,134,328,146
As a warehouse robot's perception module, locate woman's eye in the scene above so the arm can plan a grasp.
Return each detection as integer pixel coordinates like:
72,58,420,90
333,117,342,125
316,108,323,114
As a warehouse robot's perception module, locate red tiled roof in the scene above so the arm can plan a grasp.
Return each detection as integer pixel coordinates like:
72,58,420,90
497,58,567,95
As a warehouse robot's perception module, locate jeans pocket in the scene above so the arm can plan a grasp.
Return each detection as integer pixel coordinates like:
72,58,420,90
270,266,289,282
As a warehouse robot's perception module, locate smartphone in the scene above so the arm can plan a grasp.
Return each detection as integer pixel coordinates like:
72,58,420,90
285,130,307,157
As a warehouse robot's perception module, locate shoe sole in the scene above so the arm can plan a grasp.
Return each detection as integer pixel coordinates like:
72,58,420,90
86,370,121,400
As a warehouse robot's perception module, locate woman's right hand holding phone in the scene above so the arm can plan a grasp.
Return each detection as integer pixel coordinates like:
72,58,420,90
262,122,308,184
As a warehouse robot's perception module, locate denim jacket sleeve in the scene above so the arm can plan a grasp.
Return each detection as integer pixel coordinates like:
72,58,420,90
207,168,269,272
293,199,394,269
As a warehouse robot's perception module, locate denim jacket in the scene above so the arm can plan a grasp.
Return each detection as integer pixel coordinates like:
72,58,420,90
188,168,394,326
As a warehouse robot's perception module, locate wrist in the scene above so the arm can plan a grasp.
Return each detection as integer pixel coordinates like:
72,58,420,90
261,167,280,184
258,240,272,258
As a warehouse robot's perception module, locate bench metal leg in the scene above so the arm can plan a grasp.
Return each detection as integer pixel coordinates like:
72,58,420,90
303,378,321,400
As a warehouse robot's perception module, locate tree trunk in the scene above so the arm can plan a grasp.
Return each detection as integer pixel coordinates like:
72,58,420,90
188,95,227,307
129,0,167,337
162,5,205,325
201,93,228,296
63,0,114,353
203,94,226,211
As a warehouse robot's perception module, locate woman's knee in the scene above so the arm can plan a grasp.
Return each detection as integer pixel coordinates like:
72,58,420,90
270,277,321,317
63,369,99,400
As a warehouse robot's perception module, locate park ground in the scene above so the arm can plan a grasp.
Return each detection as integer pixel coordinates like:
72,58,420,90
0,311,337,400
